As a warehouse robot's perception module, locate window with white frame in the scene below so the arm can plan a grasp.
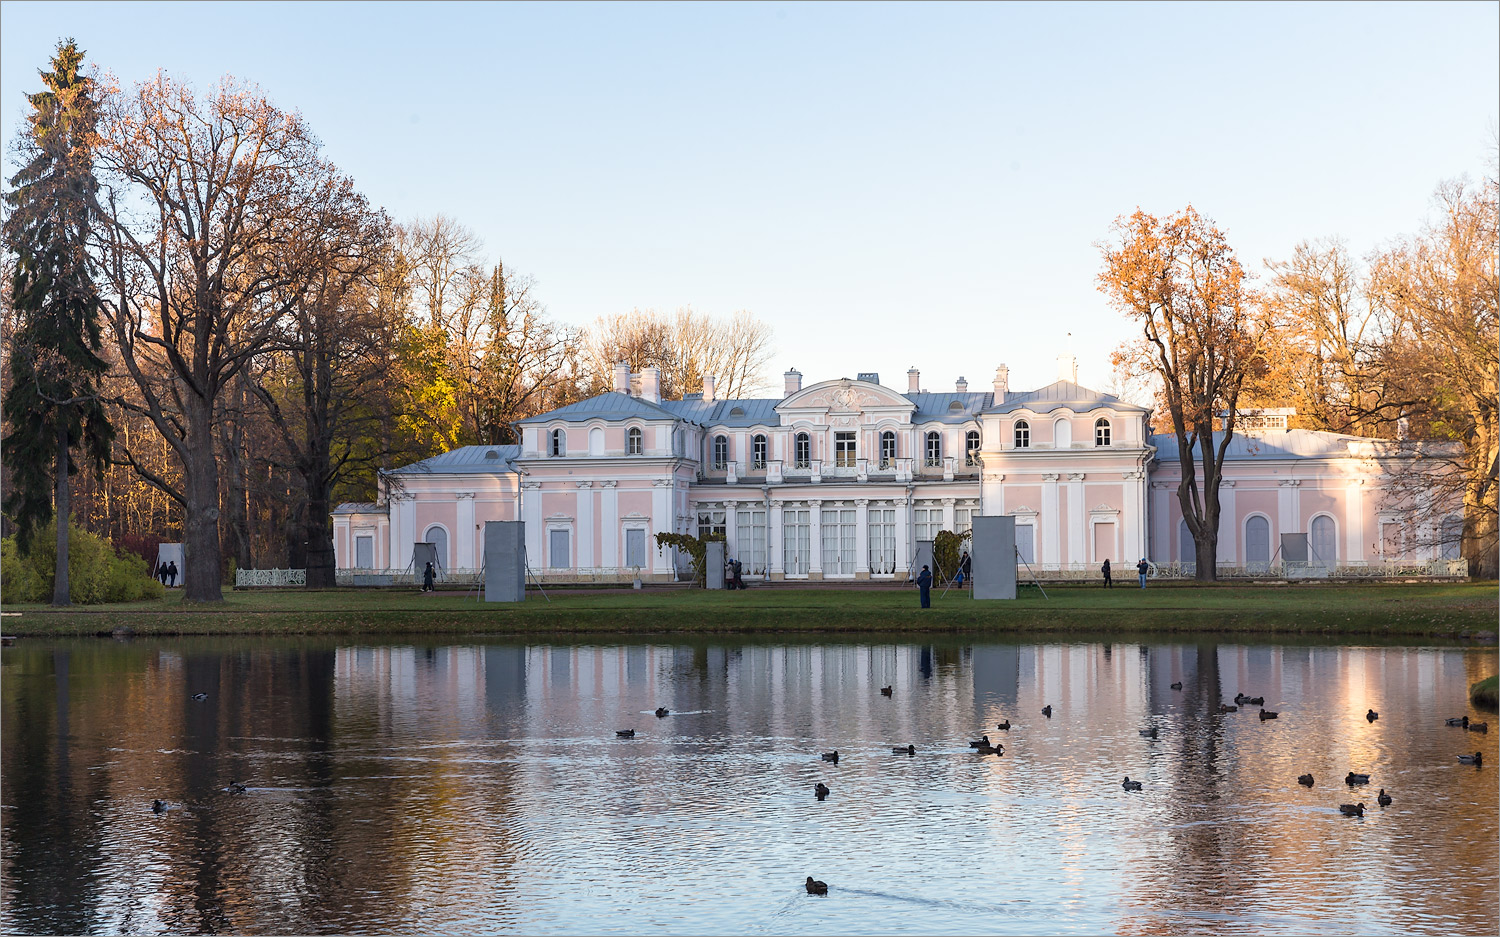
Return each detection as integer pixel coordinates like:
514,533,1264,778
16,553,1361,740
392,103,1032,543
1245,515,1271,570
549,428,566,456
751,434,767,469
1439,515,1462,560
868,507,896,574
834,432,856,467
924,431,942,467
879,431,896,468
1014,420,1030,449
548,528,570,568
736,507,767,574
821,506,857,575
1310,515,1336,567
1015,524,1035,564
913,505,942,542
628,426,643,455
1094,418,1111,447
625,527,647,568
783,507,810,575
954,507,973,536
965,430,980,466
794,432,811,469
697,508,727,539
712,435,729,470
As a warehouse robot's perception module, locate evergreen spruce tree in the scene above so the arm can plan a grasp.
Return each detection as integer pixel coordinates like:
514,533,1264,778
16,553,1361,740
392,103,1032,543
2,39,114,605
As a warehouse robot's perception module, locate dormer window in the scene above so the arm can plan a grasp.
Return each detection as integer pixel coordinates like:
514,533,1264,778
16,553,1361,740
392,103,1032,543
1095,418,1112,447
550,428,566,456
924,431,942,467
628,426,643,455
730,406,746,418
713,435,729,470
965,430,980,466
1014,421,1030,449
751,434,767,469
879,431,896,468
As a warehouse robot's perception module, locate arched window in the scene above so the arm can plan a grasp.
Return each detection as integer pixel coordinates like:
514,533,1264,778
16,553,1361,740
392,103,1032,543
549,428,566,456
628,426,643,455
924,431,942,467
712,435,729,470
965,430,981,466
424,525,448,570
879,431,896,468
1245,516,1271,571
588,426,605,456
1014,420,1030,449
794,432,811,469
1094,418,1111,447
1439,515,1463,560
1310,515,1337,567
751,434,767,469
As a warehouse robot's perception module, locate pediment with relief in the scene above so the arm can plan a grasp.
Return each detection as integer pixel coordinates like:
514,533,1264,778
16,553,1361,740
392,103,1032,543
777,378,916,416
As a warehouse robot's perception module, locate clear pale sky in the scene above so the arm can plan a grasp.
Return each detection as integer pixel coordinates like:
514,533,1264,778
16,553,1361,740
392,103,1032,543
3,1,1496,399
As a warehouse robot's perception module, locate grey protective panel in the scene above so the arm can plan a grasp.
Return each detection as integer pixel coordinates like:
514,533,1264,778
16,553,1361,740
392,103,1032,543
484,521,526,602
412,542,439,574
971,515,1017,600
705,541,726,589
911,541,934,582
1280,533,1310,562
155,543,186,589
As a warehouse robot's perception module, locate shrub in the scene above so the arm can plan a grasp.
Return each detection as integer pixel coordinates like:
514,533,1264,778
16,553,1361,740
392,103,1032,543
1,520,165,604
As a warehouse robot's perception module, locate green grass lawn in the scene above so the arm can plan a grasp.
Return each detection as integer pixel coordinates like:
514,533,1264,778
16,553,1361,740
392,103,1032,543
2,580,1495,639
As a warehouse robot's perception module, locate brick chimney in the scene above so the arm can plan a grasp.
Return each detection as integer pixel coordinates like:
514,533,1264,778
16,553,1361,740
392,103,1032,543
641,366,662,404
784,368,802,397
612,361,630,394
702,374,717,403
907,367,920,393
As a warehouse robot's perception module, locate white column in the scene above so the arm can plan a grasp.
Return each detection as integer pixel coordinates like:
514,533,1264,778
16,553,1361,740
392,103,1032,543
769,499,784,575
855,498,870,575
941,497,956,532
809,499,824,576
387,495,403,567
1067,473,1086,568
982,473,1005,519
400,496,417,568
576,481,594,570
1278,479,1300,538
1120,471,1142,565
601,481,619,568
1042,473,1061,569
456,492,476,568
1346,479,1365,564
522,482,543,570
724,500,739,559
893,497,909,575
1216,480,1236,564
651,479,674,575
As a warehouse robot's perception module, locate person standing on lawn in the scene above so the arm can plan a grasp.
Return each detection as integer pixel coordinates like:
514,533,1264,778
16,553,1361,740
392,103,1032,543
916,565,933,608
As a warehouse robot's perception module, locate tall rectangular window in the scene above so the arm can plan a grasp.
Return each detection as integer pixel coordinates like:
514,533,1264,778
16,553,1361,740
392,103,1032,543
697,509,726,540
879,432,896,468
795,433,811,468
913,506,941,542
834,432,856,467
548,529,570,568
783,508,810,575
751,435,767,469
821,507,856,575
736,508,767,574
925,432,942,467
355,535,374,569
625,528,646,568
1016,524,1035,565
954,508,973,536
868,508,896,574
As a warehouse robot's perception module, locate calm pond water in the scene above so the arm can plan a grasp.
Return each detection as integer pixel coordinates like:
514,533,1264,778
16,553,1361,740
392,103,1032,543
2,635,1496,936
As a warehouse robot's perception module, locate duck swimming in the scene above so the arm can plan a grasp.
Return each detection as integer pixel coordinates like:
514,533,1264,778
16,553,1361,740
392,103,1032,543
654,707,670,718
892,744,915,755
1170,682,1183,690
1139,727,1158,738
1219,704,1239,713
1467,721,1488,733
1122,776,1143,791
226,782,247,794
1339,803,1365,817
806,876,828,895
968,735,992,748
1042,705,1053,718
616,729,636,738
1345,772,1371,785
1445,716,1469,727
1377,789,1392,806
1259,710,1279,721
1298,774,1315,787
821,751,839,764
996,720,1011,731
815,783,829,801
880,686,893,697
152,799,168,813
1457,751,1483,766
1366,709,1379,722
192,693,208,701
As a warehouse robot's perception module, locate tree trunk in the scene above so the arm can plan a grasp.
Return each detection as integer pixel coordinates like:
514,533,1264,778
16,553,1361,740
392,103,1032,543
303,480,336,588
182,399,225,603
52,420,71,607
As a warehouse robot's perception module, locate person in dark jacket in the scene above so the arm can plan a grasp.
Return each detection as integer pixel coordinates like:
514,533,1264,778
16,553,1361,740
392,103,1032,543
166,561,178,588
1102,558,1113,588
916,565,933,608
422,561,436,592
1136,557,1149,589
956,551,972,588
731,558,744,589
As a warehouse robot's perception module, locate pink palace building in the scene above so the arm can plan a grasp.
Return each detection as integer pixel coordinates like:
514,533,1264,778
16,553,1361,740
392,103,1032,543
332,356,1465,582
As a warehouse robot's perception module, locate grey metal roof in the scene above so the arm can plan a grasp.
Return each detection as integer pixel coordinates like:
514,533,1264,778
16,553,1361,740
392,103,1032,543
1149,429,1397,461
517,392,689,424
332,501,386,515
384,444,522,474
906,392,992,424
661,397,782,427
987,380,1150,415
